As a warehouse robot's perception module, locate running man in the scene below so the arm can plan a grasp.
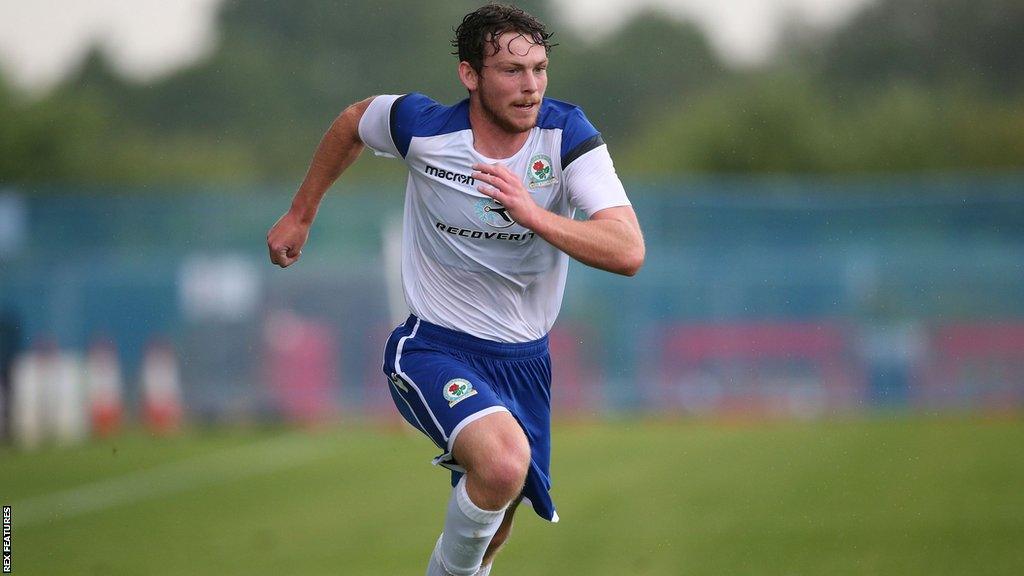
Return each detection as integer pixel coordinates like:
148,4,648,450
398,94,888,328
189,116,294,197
267,4,644,574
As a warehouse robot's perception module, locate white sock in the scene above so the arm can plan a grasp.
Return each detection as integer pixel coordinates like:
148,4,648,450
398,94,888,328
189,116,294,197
425,477,506,576
426,535,448,576
426,537,497,576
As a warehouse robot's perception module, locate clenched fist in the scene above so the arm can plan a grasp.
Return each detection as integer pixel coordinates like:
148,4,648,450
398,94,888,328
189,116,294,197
267,211,310,268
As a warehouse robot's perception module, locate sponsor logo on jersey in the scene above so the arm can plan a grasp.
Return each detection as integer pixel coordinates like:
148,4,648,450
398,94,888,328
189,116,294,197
527,154,556,188
435,222,535,241
425,164,476,186
475,198,516,228
443,378,477,407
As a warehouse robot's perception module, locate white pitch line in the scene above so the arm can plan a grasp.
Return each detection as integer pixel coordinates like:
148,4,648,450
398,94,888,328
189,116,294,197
11,432,328,527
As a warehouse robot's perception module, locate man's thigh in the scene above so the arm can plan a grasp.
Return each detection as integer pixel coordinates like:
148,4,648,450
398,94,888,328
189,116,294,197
384,332,510,460
450,410,529,472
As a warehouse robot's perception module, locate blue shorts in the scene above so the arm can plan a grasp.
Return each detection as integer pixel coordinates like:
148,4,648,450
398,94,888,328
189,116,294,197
382,315,558,522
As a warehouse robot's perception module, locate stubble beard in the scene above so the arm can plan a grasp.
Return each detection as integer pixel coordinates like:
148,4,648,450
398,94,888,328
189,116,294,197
479,84,537,135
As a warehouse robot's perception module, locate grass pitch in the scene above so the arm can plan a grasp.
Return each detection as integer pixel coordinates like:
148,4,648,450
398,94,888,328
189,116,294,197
3,415,1023,575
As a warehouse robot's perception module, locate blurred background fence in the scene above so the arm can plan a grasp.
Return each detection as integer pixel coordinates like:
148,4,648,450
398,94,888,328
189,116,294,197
2,0,1024,442
2,174,1021,426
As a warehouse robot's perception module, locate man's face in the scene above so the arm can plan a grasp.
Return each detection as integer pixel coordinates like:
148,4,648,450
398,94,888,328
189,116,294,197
474,31,549,134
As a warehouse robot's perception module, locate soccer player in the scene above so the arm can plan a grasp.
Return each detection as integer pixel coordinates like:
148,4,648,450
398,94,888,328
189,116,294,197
267,4,644,574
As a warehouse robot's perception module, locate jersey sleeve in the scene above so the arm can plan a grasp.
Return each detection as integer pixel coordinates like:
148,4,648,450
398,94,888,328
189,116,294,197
357,94,403,158
559,107,605,170
554,105,630,216
358,92,452,161
564,144,631,216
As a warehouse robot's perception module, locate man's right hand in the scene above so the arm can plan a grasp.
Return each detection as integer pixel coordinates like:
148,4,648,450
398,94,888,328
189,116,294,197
265,98,372,269
267,211,310,268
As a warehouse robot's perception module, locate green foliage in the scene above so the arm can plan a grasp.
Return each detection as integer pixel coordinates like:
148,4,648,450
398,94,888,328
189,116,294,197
622,74,831,174
813,0,1024,94
548,9,724,144
0,0,1022,185
0,75,106,182
622,74,1024,175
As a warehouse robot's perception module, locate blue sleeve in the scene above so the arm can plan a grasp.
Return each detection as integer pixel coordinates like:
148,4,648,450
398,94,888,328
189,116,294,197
390,93,471,158
537,101,606,169
389,93,430,158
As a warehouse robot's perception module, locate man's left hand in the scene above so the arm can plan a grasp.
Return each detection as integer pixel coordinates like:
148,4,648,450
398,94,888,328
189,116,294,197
472,163,541,229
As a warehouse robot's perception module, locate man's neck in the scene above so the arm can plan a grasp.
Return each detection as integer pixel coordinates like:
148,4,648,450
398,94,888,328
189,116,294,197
468,101,531,159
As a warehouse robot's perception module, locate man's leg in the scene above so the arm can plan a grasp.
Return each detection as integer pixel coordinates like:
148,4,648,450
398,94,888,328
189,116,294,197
475,497,522,574
450,499,519,576
427,412,530,576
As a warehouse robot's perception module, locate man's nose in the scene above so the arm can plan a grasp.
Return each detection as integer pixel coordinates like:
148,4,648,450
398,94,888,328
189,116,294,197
522,72,539,92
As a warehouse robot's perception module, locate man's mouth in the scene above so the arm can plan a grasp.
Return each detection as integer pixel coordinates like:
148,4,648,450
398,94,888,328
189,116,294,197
513,102,538,111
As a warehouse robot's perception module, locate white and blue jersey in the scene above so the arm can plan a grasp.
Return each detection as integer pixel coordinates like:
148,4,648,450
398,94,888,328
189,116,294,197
364,94,631,522
358,93,630,342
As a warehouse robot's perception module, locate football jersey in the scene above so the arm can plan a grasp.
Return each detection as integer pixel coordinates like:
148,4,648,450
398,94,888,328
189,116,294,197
358,93,630,342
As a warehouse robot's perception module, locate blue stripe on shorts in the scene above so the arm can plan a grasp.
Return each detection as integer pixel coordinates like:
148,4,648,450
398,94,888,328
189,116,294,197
382,315,558,522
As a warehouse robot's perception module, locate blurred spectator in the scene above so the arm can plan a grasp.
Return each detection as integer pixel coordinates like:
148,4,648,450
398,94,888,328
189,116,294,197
0,305,24,443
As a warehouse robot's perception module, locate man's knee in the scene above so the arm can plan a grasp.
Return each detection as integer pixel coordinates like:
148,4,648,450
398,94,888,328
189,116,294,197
454,412,531,505
479,446,530,499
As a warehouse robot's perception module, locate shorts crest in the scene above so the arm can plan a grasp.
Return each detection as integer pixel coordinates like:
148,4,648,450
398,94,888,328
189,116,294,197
443,378,477,407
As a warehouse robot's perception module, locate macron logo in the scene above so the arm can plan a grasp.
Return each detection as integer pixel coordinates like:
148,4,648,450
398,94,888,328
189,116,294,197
424,164,476,186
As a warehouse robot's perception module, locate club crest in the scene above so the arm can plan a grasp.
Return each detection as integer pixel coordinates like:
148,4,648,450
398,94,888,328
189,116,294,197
443,378,477,407
527,154,556,188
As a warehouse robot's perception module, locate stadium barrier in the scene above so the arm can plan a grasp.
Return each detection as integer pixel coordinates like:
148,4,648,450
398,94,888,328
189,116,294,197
263,310,338,425
2,178,1023,424
650,322,865,417
914,322,1024,410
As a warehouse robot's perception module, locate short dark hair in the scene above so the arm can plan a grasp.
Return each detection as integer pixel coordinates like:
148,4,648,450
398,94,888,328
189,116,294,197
452,4,556,73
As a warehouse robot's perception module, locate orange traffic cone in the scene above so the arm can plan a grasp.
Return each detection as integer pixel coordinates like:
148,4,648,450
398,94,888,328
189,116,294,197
141,339,183,434
86,338,124,437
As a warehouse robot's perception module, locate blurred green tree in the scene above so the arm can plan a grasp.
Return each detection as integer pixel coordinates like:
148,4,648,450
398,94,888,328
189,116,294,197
1,0,1022,185
622,74,1024,175
811,0,1024,93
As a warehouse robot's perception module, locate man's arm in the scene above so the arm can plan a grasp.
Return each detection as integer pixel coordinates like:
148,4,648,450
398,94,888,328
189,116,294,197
471,163,645,276
267,97,373,268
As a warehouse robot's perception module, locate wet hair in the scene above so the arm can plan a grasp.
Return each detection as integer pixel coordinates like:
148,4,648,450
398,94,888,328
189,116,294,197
452,4,557,73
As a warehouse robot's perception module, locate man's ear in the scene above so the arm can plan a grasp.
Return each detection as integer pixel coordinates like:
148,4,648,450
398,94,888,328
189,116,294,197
458,61,479,92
